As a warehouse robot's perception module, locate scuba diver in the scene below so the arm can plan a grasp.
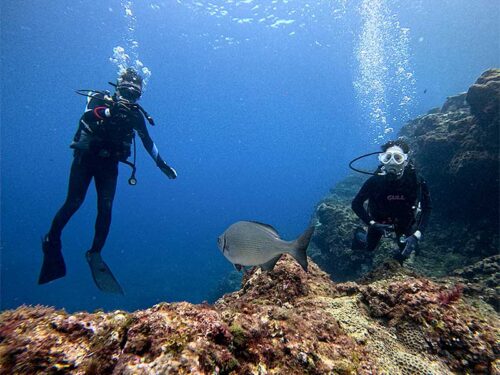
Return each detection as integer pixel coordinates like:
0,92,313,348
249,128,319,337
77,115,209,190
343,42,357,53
350,139,431,263
38,68,177,293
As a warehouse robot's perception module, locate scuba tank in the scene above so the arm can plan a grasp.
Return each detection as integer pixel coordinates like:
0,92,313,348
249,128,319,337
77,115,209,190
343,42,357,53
74,88,155,185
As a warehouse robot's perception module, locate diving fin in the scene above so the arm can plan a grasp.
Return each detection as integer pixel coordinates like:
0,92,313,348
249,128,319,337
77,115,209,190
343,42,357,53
38,236,66,284
86,251,124,294
351,227,367,251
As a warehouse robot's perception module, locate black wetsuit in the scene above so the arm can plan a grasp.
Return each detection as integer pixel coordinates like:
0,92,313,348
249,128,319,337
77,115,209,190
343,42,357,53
47,92,167,253
351,166,432,251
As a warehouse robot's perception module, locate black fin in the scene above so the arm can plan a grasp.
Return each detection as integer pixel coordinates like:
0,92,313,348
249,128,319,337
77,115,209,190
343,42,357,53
351,227,367,250
260,255,282,271
248,221,280,237
38,236,66,284
86,251,124,294
291,226,314,272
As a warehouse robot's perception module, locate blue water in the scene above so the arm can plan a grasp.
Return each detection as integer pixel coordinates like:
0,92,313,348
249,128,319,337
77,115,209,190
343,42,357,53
1,0,498,312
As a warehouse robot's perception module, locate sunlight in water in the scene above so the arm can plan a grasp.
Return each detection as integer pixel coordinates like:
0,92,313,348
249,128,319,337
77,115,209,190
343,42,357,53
354,0,415,142
109,1,152,85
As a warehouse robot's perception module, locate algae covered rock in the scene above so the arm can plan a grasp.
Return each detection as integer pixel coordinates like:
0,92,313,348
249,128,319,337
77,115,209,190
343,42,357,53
450,254,500,309
400,68,499,223
2,256,498,374
466,68,500,126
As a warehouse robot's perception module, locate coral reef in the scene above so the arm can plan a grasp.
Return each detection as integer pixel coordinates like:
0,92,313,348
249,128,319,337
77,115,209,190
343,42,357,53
311,69,500,280
1,256,498,374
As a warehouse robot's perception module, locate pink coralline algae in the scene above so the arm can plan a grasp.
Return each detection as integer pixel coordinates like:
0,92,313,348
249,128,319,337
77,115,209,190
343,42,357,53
1,256,499,374
437,284,464,306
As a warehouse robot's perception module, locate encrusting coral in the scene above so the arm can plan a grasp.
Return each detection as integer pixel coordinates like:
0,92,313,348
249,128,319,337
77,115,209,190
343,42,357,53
1,256,498,374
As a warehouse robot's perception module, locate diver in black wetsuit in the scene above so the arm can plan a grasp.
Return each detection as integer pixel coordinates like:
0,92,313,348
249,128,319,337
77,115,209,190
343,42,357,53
351,139,431,263
39,68,177,293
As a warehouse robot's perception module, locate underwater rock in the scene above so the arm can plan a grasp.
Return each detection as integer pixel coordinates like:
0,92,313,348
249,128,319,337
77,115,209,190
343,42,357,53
466,68,500,126
450,255,500,310
1,256,498,374
400,68,499,223
441,92,467,113
312,69,499,280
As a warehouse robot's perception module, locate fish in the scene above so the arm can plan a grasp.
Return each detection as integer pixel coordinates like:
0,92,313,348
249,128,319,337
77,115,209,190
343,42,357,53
217,221,314,272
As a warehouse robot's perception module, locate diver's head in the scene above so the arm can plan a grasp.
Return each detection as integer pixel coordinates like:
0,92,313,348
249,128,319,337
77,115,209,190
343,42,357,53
116,68,143,103
379,139,410,180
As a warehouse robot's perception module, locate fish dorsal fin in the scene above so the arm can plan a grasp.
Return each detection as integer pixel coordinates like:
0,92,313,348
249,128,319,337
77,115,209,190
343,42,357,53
248,221,280,238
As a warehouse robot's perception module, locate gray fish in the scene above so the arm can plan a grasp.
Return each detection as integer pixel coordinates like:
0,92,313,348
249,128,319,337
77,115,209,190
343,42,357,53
217,221,314,272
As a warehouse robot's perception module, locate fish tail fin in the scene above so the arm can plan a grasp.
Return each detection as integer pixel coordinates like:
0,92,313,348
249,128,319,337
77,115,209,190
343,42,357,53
290,226,314,272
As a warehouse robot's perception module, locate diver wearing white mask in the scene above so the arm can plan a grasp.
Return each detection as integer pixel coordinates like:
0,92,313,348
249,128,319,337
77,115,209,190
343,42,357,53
351,139,432,263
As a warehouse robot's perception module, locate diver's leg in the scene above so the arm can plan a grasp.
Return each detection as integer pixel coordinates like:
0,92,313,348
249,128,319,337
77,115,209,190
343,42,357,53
86,161,123,294
39,155,92,284
89,161,118,253
47,155,92,241
366,227,383,252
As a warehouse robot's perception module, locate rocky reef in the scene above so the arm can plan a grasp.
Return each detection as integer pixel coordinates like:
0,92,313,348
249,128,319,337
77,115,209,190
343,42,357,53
2,71,498,375
310,69,500,281
401,68,499,223
1,256,498,374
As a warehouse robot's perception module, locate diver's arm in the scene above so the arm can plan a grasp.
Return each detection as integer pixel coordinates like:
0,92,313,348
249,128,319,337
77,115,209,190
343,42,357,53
135,119,177,179
351,179,373,225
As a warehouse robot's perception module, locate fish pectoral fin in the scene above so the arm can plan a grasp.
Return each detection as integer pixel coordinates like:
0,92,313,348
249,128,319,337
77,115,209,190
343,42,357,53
234,264,243,272
260,255,282,271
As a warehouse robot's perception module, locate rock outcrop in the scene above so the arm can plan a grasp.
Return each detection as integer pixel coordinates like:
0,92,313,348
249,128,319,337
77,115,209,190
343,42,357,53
311,69,500,280
1,256,498,374
400,68,499,223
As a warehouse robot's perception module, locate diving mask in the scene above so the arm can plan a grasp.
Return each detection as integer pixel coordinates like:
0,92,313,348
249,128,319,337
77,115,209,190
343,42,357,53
378,150,408,165
117,82,142,102
379,146,408,179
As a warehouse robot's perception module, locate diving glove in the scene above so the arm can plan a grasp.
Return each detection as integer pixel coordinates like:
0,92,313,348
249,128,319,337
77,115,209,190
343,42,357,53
158,161,177,179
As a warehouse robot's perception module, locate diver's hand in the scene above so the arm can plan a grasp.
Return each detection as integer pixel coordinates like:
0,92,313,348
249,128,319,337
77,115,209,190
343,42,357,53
158,161,177,179
401,235,418,257
369,221,393,234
